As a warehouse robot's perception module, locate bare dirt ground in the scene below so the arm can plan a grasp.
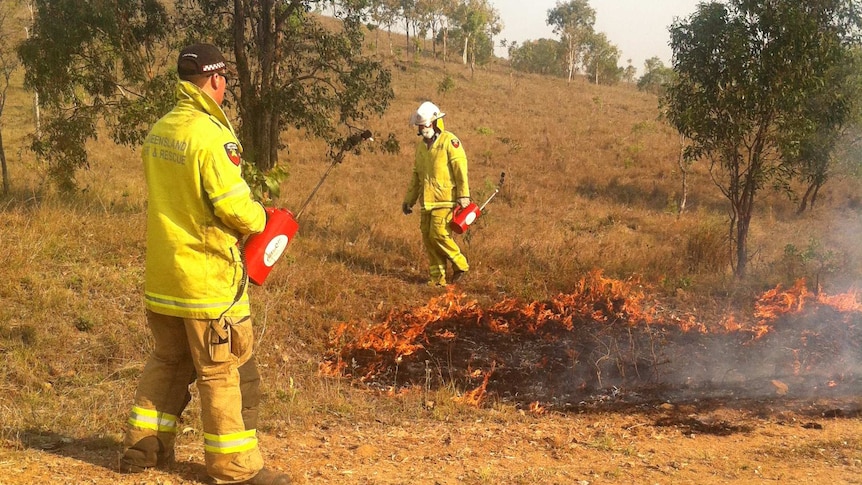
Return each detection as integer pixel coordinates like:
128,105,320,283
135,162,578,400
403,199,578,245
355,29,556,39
4,396,862,485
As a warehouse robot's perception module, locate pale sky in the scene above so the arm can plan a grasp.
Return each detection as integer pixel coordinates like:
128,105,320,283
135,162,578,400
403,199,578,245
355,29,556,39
493,0,703,72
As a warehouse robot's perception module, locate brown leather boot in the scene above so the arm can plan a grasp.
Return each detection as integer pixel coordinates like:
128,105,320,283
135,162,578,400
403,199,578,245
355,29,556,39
120,436,175,473
239,467,291,484
120,435,159,473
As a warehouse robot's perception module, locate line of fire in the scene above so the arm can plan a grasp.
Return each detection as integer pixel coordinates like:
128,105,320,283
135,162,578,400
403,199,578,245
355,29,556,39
320,270,862,413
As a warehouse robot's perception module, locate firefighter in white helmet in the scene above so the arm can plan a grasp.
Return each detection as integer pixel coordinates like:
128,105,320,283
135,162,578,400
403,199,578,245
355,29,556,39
402,101,470,286
120,43,290,485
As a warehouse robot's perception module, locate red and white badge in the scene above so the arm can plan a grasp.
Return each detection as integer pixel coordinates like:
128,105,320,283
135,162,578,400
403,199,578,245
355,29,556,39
224,142,241,166
451,138,461,149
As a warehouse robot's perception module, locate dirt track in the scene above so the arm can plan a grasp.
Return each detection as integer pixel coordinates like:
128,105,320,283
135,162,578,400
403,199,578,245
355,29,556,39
4,396,862,484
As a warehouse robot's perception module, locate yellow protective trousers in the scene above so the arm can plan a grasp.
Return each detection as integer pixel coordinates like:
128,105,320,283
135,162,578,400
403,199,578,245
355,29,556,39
124,310,263,483
420,207,469,285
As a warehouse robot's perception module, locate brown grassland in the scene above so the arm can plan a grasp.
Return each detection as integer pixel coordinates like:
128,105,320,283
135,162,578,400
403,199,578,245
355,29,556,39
2,26,862,485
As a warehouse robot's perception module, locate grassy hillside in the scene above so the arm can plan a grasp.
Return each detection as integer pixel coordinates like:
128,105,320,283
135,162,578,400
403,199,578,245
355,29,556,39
1,42,861,455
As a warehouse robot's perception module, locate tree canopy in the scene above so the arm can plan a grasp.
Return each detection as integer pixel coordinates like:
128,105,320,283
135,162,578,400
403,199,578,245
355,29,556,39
547,0,595,83
18,0,393,191
664,0,862,277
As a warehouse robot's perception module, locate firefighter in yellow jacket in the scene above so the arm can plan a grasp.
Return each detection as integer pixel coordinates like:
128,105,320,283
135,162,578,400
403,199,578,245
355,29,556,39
402,101,470,286
121,44,290,485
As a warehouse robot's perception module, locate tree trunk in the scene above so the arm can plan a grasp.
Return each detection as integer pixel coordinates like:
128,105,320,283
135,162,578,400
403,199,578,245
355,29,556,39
26,5,42,141
462,35,469,65
442,28,448,63
0,128,8,195
797,183,814,214
797,180,823,214
234,0,281,171
734,163,758,278
735,208,751,278
469,45,475,79
677,136,688,216
404,17,410,54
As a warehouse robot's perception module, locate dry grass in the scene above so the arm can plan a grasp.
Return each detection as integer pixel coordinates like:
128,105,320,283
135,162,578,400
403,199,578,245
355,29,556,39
1,41,861,457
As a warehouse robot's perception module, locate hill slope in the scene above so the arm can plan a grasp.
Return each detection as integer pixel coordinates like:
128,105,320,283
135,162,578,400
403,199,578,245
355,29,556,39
1,50,862,484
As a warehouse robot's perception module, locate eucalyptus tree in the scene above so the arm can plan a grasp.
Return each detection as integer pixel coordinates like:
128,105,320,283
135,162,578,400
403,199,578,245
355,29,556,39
451,0,501,71
637,57,675,95
18,0,173,192
582,31,620,85
436,0,458,63
176,0,393,172
546,0,595,83
664,0,862,277
509,38,567,77
367,0,400,55
792,47,862,213
18,0,393,191
0,1,23,195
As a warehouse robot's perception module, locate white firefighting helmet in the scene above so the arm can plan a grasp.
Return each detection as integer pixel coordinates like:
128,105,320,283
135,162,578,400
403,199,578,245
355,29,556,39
410,101,445,127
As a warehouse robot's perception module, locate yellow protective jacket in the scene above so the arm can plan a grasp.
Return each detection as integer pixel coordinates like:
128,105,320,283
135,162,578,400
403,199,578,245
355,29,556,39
403,119,470,211
143,81,266,319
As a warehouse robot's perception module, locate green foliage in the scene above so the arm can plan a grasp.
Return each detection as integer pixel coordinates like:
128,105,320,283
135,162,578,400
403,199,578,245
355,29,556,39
30,109,96,192
74,316,94,332
509,39,566,77
583,31,622,85
447,0,501,67
176,0,393,171
780,239,842,287
18,0,393,190
18,0,172,192
380,132,401,155
637,57,676,95
790,47,862,213
437,75,455,95
663,0,862,277
547,0,596,81
497,136,522,153
242,162,289,205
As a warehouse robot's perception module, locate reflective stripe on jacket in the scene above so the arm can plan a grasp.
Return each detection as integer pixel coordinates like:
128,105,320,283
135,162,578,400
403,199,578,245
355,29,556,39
143,81,266,319
403,120,470,211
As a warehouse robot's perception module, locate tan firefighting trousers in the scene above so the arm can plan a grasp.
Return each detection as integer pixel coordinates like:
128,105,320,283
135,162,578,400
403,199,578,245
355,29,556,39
420,207,469,286
124,310,263,483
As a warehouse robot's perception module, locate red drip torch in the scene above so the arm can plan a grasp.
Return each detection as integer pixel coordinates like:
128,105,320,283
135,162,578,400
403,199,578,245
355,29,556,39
451,172,505,234
244,130,373,285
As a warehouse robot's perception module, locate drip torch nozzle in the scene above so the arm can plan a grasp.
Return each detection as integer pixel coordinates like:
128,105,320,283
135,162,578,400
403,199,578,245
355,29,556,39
343,130,374,152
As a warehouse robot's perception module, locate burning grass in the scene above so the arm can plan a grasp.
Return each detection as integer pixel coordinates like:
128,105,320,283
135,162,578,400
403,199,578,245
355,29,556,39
321,270,862,410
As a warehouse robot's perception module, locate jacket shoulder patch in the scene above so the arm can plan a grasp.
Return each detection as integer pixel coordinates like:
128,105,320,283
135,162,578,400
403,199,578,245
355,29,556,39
224,142,241,166
451,138,461,149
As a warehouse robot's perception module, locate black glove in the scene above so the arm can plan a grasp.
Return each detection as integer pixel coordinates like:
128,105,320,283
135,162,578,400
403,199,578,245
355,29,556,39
402,203,413,215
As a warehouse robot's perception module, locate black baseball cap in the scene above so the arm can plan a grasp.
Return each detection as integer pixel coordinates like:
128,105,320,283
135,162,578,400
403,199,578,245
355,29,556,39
177,43,227,76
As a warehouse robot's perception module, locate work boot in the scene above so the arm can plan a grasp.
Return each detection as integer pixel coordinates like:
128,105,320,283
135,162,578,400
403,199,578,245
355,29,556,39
449,268,468,284
120,436,159,473
239,467,291,484
120,436,175,473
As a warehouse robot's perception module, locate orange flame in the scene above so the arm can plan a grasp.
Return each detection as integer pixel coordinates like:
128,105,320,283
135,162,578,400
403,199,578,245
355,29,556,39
452,362,495,407
320,272,862,407
529,401,547,415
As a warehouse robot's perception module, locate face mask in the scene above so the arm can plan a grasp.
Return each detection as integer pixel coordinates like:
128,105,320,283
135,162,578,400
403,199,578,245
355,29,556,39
420,126,436,139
